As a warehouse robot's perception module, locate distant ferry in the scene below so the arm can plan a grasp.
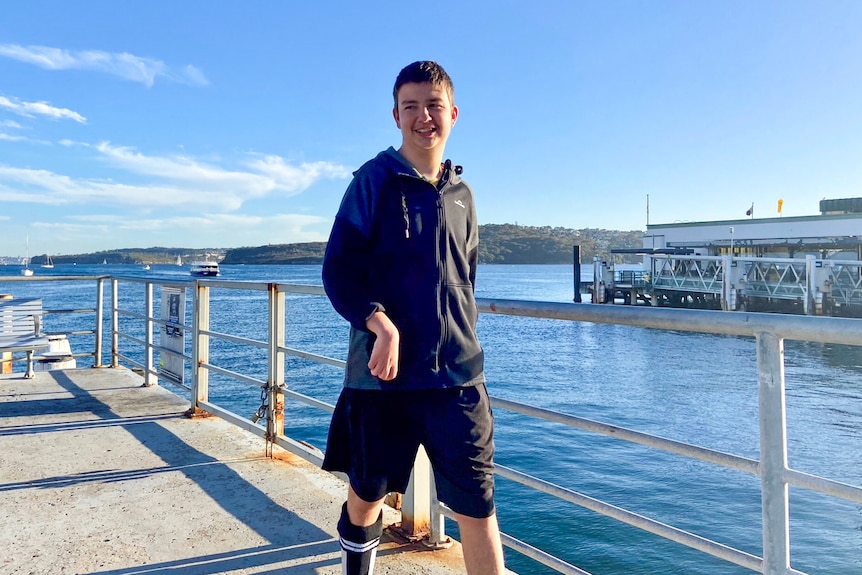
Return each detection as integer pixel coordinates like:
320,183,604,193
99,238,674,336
189,261,220,277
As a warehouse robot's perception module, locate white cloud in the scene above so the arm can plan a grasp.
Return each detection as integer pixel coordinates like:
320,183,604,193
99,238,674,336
0,120,23,129
247,155,351,193
0,133,26,142
93,142,349,198
0,144,348,212
0,95,86,123
94,142,274,195
0,165,244,210
32,212,329,248
0,44,208,87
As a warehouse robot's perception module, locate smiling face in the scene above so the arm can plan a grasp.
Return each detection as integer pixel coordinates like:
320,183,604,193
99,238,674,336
393,81,458,161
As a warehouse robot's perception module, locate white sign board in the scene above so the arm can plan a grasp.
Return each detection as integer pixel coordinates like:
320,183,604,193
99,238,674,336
160,287,186,383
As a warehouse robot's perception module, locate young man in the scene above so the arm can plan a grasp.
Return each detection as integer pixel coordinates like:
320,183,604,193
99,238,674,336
321,61,506,575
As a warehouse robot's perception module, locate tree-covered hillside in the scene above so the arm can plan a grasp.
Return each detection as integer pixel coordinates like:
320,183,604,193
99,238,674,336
43,225,644,265
44,247,226,265
221,243,328,264
478,224,643,264
220,225,643,265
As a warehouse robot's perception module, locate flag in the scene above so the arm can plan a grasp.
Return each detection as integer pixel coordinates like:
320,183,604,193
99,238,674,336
778,199,784,214
745,203,754,216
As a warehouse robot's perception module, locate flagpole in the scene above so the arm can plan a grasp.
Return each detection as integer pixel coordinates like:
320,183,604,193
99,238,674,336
646,194,650,227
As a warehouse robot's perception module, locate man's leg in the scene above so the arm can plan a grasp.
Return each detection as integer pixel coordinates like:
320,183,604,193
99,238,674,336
338,485,385,575
455,511,506,575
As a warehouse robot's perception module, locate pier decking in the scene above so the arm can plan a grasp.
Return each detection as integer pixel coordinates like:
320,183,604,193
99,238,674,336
0,367,471,575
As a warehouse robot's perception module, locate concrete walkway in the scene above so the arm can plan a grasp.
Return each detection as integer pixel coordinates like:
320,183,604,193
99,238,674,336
0,368,472,574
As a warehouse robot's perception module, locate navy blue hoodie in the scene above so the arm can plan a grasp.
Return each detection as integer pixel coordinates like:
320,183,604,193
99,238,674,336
322,147,484,390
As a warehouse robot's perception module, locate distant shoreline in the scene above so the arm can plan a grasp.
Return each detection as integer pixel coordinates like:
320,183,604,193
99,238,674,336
3,224,644,266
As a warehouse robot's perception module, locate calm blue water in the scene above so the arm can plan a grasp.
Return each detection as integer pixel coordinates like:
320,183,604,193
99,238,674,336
3,263,861,575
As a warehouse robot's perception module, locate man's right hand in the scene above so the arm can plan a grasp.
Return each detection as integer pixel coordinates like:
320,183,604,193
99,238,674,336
366,311,400,381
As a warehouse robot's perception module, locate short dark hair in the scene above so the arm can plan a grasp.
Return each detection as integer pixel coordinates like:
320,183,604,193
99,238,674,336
393,61,454,107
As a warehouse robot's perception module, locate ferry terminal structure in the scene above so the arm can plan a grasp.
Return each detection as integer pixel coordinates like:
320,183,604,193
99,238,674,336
589,197,862,317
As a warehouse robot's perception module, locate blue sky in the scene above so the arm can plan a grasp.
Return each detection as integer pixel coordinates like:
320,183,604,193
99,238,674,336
1,2,860,257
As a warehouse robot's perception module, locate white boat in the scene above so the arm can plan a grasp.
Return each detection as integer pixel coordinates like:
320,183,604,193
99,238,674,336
176,255,183,266
21,236,34,276
41,253,54,269
143,264,151,271
190,261,220,277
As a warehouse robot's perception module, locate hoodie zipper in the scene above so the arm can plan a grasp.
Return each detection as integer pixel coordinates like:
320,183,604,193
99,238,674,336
434,160,454,376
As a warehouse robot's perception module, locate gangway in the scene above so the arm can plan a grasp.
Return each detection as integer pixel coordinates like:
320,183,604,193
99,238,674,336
591,255,862,316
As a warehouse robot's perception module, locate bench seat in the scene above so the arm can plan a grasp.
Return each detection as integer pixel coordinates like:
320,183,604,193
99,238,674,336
0,298,51,378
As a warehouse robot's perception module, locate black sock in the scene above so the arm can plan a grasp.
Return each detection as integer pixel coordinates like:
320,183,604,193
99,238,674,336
337,503,383,575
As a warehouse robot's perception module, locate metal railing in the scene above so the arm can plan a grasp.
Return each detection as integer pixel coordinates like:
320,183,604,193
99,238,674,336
743,259,810,300
0,275,108,368
643,254,862,315
827,260,862,306
24,274,862,575
651,255,726,293
473,299,862,575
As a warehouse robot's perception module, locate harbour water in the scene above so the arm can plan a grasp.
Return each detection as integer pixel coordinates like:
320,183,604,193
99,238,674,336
3,263,861,574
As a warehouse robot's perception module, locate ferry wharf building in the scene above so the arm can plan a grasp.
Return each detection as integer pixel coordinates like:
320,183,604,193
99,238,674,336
602,198,862,317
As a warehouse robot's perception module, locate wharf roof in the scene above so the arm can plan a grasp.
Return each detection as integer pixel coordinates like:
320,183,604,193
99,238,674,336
647,210,862,230
0,367,474,574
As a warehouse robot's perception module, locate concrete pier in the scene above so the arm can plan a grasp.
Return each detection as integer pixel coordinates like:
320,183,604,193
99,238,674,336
0,368,472,574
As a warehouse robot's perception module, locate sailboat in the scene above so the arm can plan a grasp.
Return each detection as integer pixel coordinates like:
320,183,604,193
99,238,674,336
176,255,183,266
41,252,54,269
21,236,34,276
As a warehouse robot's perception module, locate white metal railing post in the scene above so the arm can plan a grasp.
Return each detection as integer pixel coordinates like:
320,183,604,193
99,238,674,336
592,257,602,303
143,281,157,386
721,255,732,311
191,283,210,411
402,445,433,537
648,256,658,306
267,284,286,442
111,279,119,368
805,255,816,315
94,278,105,367
428,466,449,547
756,331,791,575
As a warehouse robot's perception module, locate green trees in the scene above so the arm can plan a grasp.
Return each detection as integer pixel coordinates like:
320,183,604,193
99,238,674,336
46,226,643,265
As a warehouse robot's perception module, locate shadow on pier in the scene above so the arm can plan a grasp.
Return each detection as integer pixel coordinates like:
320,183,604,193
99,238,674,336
0,367,468,574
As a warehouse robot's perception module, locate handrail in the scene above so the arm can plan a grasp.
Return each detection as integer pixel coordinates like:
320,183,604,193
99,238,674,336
476,298,862,344
90,276,862,575
0,275,107,367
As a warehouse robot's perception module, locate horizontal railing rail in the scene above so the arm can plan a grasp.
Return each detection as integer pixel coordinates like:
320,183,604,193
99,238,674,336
20,274,860,575
474,299,862,575
642,255,862,315
0,275,108,367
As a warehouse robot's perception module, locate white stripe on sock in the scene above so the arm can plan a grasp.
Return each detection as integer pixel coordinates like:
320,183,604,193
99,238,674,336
341,546,379,575
339,536,380,554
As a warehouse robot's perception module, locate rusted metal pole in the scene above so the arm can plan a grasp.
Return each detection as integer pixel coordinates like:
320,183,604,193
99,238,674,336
267,284,286,446
401,446,433,537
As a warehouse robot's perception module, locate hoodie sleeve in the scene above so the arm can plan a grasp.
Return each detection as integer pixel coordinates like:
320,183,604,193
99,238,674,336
322,170,385,331
467,186,480,291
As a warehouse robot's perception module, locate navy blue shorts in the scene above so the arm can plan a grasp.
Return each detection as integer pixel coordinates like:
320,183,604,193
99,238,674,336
322,384,496,519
